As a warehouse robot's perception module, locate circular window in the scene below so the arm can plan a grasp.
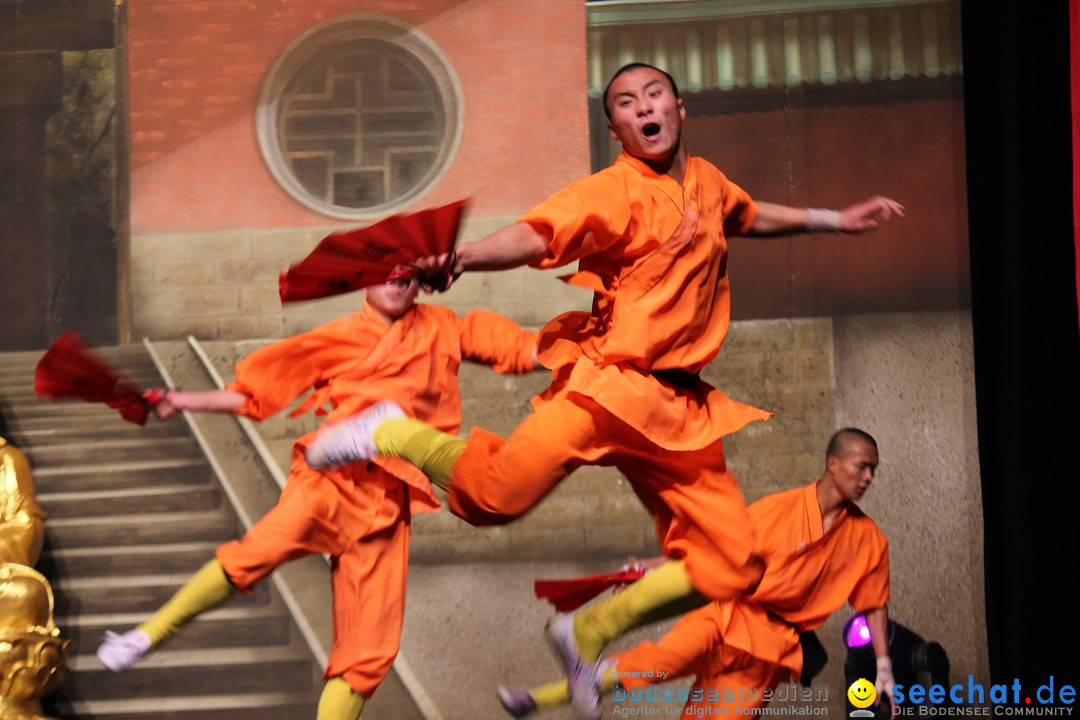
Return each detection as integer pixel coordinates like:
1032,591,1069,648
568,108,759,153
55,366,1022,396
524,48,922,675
257,14,464,220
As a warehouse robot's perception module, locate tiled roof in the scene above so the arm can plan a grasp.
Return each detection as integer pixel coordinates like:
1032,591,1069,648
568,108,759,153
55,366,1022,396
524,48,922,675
585,0,962,96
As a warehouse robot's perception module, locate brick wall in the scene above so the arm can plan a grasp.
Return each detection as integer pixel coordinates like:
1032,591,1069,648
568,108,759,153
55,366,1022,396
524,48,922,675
128,0,588,232
128,0,589,342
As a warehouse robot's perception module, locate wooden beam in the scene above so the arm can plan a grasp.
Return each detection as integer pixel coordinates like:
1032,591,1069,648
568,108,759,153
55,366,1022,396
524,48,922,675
0,0,115,52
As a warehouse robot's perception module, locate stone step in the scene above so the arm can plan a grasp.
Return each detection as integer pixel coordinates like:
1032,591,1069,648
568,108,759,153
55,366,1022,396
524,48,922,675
20,436,203,467
0,349,160,375
48,692,318,720
2,343,332,720
37,484,225,519
0,371,166,399
51,573,273,617
0,368,167,400
45,511,238,550
30,457,213,493
4,400,152,421
38,541,224,579
2,419,188,445
59,599,294,653
61,646,316,700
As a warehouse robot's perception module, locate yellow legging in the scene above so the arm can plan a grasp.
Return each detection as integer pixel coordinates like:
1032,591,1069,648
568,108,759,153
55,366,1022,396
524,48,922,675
317,677,365,719
573,560,707,662
374,420,708,660
530,666,620,711
374,418,464,491
138,558,366,719
138,558,234,644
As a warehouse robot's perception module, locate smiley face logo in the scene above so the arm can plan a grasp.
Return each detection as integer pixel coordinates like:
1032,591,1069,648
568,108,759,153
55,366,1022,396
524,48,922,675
848,678,877,709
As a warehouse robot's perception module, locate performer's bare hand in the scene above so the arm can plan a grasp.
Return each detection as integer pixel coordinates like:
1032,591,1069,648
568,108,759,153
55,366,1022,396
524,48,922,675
875,656,897,704
415,251,463,293
146,388,179,421
840,196,905,233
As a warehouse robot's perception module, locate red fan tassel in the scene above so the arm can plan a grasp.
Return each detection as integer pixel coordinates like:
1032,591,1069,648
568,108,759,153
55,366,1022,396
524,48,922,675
534,567,647,612
34,330,156,426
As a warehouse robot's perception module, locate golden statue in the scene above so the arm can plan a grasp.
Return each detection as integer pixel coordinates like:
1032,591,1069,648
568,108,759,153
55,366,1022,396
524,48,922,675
0,439,68,720
0,441,44,567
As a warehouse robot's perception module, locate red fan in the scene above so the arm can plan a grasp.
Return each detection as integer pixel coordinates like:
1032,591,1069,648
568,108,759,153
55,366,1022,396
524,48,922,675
279,199,469,302
534,567,647,612
34,330,159,426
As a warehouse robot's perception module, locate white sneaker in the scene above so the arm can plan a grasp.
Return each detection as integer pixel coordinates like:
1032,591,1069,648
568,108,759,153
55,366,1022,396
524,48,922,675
97,629,152,671
546,613,602,720
305,400,406,468
497,685,538,718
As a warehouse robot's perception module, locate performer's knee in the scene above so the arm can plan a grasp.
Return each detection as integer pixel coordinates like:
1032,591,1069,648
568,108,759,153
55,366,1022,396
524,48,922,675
449,492,526,526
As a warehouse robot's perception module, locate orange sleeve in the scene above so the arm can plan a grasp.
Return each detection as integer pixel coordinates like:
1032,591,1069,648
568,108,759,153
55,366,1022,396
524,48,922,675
519,170,632,269
458,310,539,374
227,313,378,421
227,334,323,420
848,535,891,611
716,169,758,239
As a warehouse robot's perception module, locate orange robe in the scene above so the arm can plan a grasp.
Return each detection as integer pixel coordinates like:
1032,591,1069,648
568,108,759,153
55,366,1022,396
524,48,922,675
214,303,537,696
449,152,771,599
613,480,890,717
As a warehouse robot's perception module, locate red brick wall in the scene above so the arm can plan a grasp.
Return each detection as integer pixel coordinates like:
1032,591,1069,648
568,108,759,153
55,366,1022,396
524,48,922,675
128,0,588,233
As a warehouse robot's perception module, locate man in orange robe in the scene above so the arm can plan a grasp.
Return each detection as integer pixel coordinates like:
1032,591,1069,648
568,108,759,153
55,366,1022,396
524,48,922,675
498,428,893,719
305,63,904,719
95,276,539,720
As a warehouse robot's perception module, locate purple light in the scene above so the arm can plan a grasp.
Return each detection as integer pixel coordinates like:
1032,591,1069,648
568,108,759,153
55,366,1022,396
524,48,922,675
844,614,873,649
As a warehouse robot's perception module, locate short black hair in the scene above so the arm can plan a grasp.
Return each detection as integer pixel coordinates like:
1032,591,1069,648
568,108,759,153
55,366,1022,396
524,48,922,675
602,63,681,120
825,428,877,464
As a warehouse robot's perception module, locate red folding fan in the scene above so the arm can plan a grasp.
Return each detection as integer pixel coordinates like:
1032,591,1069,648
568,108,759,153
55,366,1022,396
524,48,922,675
279,199,469,302
34,330,160,426
534,567,647,612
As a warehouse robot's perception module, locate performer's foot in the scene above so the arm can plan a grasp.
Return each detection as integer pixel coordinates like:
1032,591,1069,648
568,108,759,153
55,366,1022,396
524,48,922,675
546,613,602,720
305,400,406,468
497,685,537,718
97,629,151,671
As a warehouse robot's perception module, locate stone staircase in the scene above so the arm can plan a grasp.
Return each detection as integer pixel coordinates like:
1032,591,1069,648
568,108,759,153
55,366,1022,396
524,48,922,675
0,343,424,719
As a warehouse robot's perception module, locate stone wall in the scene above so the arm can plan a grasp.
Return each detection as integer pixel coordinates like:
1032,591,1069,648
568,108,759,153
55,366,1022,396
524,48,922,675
131,215,592,340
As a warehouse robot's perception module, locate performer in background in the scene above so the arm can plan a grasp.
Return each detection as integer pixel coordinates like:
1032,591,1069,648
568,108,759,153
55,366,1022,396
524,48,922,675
497,429,894,720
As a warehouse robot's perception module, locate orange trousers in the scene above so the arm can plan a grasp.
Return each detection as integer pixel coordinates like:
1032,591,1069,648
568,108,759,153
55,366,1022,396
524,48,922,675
216,454,410,698
615,638,791,718
449,390,762,600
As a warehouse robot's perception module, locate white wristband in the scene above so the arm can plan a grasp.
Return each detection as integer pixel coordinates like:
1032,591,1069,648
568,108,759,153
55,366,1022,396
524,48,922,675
806,208,842,233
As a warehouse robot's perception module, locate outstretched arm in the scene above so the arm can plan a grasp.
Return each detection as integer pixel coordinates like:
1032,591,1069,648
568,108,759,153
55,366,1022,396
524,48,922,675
457,222,550,272
150,389,248,421
863,605,896,703
416,222,550,291
748,196,905,236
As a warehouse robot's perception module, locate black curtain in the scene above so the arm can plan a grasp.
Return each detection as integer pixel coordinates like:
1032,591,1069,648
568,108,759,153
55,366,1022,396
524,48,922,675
962,0,1080,686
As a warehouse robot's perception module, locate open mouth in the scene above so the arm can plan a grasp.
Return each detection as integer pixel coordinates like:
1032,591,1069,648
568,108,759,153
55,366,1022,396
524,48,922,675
643,123,661,138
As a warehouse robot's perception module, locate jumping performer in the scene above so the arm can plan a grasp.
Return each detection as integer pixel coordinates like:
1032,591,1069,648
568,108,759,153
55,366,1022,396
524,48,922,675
304,64,904,718
96,274,540,720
